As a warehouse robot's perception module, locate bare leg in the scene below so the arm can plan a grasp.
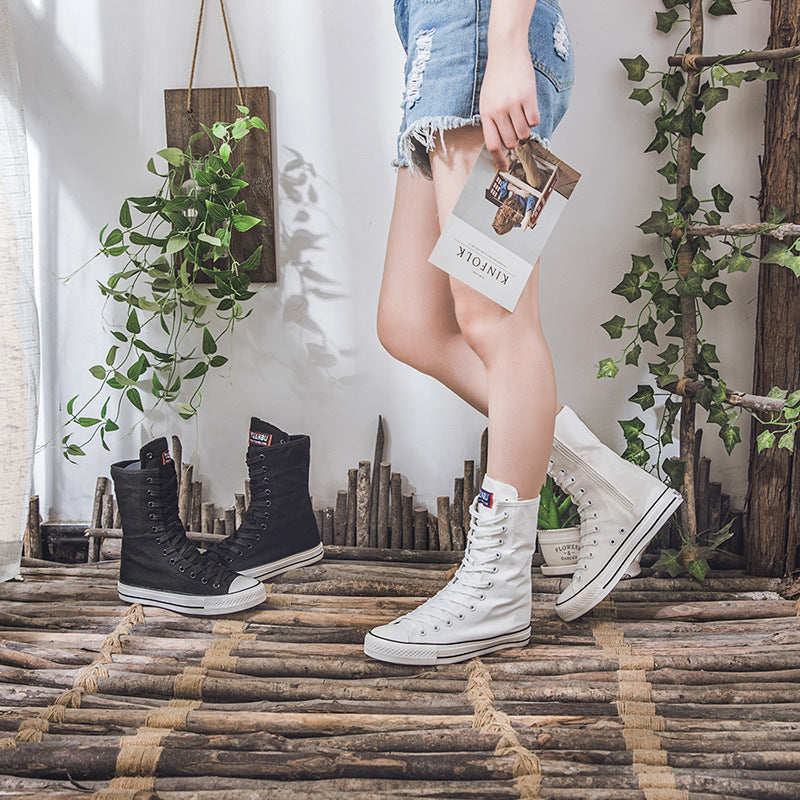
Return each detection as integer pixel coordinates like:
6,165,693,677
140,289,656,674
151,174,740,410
426,126,555,498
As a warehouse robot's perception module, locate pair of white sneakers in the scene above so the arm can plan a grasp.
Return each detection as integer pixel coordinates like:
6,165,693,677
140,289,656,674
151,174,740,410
364,406,683,666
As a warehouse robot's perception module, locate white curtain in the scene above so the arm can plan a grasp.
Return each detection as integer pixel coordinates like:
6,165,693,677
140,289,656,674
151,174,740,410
0,0,39,581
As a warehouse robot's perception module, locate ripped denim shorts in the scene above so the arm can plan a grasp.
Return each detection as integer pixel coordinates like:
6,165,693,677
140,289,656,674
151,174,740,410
393,0,575,179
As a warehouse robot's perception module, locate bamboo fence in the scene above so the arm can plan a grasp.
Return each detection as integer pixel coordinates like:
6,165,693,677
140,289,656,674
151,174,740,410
0,552,799,798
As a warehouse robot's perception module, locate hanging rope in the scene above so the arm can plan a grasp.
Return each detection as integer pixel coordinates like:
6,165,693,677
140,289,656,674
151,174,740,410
187,0,244,112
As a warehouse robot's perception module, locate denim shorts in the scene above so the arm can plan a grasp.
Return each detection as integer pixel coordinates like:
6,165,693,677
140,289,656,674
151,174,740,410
393,0,575,179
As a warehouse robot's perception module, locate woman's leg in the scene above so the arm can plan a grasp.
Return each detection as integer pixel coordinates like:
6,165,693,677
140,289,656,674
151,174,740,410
429,125,556,499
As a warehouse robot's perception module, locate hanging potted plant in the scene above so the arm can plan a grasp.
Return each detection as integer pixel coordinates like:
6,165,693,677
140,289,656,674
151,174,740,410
59,108,267,460
537,476,642,578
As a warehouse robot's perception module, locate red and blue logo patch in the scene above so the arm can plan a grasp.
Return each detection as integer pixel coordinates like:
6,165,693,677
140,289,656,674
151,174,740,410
249,429,273,447
478,488,494,509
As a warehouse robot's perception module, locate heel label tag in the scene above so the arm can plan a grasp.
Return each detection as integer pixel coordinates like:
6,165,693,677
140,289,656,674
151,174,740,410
161,451,172,465
478,488,494,509
250,430,273,447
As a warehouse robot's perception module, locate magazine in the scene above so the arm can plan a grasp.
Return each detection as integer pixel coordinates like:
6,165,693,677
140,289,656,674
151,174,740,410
430,140,580,311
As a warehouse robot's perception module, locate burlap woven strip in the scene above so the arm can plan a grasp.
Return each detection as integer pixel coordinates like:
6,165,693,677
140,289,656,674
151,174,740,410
591,618,688,800
0,603,145,748
467,659,543,799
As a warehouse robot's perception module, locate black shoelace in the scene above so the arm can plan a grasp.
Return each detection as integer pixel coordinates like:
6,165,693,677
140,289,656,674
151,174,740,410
145,469,232,588
208,450,272,562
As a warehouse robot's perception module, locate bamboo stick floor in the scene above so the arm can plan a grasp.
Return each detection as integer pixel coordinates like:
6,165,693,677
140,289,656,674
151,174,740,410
0,550,799,799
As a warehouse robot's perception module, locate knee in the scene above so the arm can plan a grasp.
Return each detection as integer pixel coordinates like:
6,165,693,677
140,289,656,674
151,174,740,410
376,301,450,375
451,289,505,361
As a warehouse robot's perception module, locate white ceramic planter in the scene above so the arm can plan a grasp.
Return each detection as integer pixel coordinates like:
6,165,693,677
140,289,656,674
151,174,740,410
538,526,643,578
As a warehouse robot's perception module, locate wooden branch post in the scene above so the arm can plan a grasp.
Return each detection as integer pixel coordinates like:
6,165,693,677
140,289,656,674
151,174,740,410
746,0,800,576
673,0,704,565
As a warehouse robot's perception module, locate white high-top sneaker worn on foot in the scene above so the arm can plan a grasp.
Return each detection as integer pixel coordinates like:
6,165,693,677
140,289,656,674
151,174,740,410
550,407,682,622
364,476,539,665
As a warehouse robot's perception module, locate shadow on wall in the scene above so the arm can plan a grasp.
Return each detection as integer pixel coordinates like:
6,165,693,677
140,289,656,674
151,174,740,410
251,146,359,397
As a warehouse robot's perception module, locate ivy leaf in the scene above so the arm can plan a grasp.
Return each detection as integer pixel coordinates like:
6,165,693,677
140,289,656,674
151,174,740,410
126,387,144,411
658,343,680,364
703,209,721,225
661,458,685,489
691,112,706,135
631,254,654,276
767,386,788,400
612,272,642,303
657,161,677,184
708,405,729,427
626,343,642,366
653,548,683,577
677,185,700,216
597,358,620,379
778,431,796,451
761,241,800,277
620,55,649,82
638,211,673,236
629,87,653,105
629,385,655,410
639,317,658,345
720,424,741,455
703,281,732,309
666,316,683,338
202,327,218,355
687,557,710,583
622,437,649,467
655,8,679,32
690,147,705,170
756,430,775,452
694,252,717,279
661,70,685,101
722,70,746,88
711,184,733,212
766,205,787,225
661,196,680,215
699,86,729,111
726,251,751,273
708,0,736,15
676,271,705,298
645,132,669,154
662,0,688,7
601,314,626,339
786,390,800,408
700,343,720,364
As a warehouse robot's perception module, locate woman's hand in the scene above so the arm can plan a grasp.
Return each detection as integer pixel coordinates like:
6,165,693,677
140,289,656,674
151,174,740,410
480,0,539,171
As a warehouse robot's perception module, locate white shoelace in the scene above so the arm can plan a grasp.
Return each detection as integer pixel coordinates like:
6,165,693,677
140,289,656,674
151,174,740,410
399,500,508,635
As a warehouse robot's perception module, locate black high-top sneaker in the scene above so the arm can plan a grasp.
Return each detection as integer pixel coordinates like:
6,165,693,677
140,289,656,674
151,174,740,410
111,438,266,615
205,418,324,579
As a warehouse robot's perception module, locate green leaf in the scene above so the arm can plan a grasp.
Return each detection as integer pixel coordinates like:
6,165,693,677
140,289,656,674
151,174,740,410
620,55,649,82
687,557,710,583
126,387,144,411
767,386,788,400
166,235,190,256
127,354,148,381
699,343,719,364
677,185,699,216
232,214,263,232
119,200,132,228
693,252,718,279
626,343,642,366
157,147,185,166
612,272,642,303
711,184,733,212
597,358,619,379
645,131,669,154
601,315,626,339
622,437,649,467
184,361,209,381
691,111,706,135
708,0,736,15
212,122,227,139
779,431,796,451
113,370,138,387
219,142,232,162
702,281,732,309
662,457,685,489
65,444,86,457
619,417,646,440
690,147,705,170
198,232,223,246
722,70,746,88
757,430,775,452
111,330,128,343
105,419,119,432
209,355,228,368
708,405,729,427
629,385,655,410
638,211,673,236
105,345,118,366
239,245,263,272
703,210,721,227
89,364,107,380
661,196,680,215
658,343,680,364
202,326,218,355
639,317,658,345
126,308,140,334
699,86,729,111
661,70,685,101
653,548,683,578
76,416,100,427
720,424,741,455
178,403,197,420
629,87,653,105
104,228,124,247
666,316,683,338
761,241,800,277
236,104,250,115
250,116,267,132
766,205,787,224
657,161,677,184
786,390,800,409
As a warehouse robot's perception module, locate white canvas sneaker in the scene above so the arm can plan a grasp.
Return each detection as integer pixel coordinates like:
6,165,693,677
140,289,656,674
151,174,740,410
364,477,539,665
550,406,682,621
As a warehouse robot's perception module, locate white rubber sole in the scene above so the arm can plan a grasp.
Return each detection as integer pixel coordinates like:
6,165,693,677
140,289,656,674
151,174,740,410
363,625,531,666
236,542,325,581
118,580,266,616
555,487,682,622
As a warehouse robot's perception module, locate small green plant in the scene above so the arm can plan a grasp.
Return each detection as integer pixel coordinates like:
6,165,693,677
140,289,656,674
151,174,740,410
538,476,579,530
61,107,267,461
653,517,735,582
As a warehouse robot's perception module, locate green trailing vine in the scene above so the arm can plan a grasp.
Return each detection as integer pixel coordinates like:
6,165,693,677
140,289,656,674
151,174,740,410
597,0,800,578
60,107,267,461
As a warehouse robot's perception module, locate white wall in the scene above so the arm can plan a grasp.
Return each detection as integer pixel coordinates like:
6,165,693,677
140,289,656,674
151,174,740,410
11,0,769,522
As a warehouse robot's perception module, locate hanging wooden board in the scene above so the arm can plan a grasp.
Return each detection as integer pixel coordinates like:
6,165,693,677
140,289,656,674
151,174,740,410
164,86,276,283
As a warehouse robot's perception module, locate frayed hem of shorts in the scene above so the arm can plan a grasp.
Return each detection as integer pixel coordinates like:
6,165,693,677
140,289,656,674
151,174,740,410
396,114,482,179
394,116,553,180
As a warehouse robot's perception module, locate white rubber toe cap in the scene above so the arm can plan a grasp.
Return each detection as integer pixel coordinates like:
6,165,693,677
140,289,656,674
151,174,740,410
229,574,263,594
368,619,414,644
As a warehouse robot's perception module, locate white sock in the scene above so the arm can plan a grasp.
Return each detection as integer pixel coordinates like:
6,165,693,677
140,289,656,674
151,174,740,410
477,474,519,515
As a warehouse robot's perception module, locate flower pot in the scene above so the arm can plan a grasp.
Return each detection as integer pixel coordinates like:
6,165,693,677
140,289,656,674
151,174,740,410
537,526,642,578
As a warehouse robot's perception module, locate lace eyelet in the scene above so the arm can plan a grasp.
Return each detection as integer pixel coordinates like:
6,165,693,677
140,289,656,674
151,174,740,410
151,526,158,532
189,573,196,579
498,538,504,545
169,558,176,564
492,566,498,573
246,544,253,549
179,567,185,573
162,549,168,555
148,513,155,520
213,583,220,589
201,577,208,584
619,528,625,533
487,581,493,588
260,523,267,530
265,500,272,507
419,629,426,636
469,604,476,612
479,593,486,600
610,539,616,545
147,501,154,508
432,625,439,631
445,619,453,626
457,613,464,619
226,557,233,563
